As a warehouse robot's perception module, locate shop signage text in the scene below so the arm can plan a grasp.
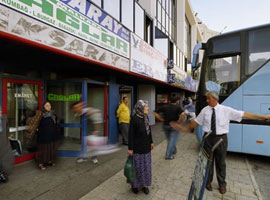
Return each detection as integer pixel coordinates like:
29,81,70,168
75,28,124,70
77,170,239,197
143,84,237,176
0,0,129,58
130,33,167,82
60,0,130,42
0,5,129,71
14,93,33,98
48,93,80,101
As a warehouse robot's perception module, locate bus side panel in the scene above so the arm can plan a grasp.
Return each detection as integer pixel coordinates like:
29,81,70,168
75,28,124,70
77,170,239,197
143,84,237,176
243,96,270,114
227,124,242,153
243,62,270,95
242,125,270,156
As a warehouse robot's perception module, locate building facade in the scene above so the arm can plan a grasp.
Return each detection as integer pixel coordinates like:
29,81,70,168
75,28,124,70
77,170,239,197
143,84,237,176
0,0,202,164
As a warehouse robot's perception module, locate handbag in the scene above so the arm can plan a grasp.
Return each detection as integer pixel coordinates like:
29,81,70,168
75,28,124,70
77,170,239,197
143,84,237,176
24,110,43,139
124,156,136,183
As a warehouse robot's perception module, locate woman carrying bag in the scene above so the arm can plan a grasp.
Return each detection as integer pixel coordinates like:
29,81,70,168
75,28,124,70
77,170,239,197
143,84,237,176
127,100,154,195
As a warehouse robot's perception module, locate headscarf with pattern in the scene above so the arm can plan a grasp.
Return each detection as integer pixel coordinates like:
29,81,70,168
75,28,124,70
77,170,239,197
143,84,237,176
133,100,150,135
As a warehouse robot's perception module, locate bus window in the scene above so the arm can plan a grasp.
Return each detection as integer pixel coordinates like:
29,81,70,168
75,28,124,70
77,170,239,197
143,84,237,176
248,28,270,75
205,55,240,97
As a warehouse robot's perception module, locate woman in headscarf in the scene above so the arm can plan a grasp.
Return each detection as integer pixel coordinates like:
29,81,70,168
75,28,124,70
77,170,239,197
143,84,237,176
127,100,154,195
36,101,57,170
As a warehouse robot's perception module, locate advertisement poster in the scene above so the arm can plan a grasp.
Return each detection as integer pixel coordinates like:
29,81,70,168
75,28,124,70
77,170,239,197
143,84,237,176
0,5,129,71
130,33,167,82
0,0,130,58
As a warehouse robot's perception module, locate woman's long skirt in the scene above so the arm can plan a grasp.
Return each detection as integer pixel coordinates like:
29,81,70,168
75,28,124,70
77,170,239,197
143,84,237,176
35,142,56,164
131,152,152,188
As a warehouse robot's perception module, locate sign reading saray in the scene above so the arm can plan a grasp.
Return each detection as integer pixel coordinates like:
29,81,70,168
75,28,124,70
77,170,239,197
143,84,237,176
130,33,167,82
0,0,129,58
0,5,129,71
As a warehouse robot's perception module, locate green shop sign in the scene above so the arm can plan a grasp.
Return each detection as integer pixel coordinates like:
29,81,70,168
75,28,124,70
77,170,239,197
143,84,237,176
0,0,129,58
48,93,80,101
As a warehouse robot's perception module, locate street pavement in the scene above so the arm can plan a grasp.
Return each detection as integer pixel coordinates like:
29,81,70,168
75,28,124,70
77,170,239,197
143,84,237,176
80,131,263,200
0,123,263,200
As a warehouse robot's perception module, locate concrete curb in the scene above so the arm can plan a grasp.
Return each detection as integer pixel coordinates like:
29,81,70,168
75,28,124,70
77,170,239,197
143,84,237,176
245,158,263,200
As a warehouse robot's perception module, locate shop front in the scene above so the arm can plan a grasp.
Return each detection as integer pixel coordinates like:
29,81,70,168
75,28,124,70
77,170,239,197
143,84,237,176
2,77,108,163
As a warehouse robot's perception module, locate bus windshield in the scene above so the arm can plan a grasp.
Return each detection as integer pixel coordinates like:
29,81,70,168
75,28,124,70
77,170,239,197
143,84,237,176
205,55,240,98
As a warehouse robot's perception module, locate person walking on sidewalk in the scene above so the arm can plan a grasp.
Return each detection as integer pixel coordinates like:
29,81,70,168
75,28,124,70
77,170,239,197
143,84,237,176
117,97,130,145
170,90,270,194
153,96,185,160
72,101,103,165
128,100,154,195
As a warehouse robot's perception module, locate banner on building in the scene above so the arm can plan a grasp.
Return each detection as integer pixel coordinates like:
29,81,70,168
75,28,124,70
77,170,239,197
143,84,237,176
0,5,129,71
0,0,129,58
172,69,198,92
130,33,167,82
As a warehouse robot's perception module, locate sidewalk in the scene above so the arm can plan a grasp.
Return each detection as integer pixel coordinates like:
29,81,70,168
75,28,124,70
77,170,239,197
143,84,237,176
80,133,263,200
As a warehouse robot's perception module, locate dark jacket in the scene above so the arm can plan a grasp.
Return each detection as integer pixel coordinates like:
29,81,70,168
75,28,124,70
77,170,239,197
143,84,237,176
0,114,14,174
37,116,57,144
128,115,153,154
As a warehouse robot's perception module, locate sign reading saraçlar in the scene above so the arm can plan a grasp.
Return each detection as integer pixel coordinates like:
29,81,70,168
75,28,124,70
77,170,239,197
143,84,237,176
0,0,129,58
0,5,129,71
130,33,167,82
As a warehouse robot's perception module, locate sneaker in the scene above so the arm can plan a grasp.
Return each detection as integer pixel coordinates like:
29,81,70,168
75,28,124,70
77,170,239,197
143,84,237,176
0,171,8,183
91,157,98,164
76,158,88,163
165,156,174,160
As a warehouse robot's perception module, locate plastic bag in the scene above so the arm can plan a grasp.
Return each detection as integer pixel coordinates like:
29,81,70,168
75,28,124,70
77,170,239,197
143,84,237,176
124,156,136,183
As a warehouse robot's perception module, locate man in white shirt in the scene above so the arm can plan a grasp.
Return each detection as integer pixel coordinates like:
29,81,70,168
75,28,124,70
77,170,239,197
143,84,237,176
170,90,270,194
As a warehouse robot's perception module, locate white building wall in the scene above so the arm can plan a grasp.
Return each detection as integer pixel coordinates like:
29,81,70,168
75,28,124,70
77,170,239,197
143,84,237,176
137,85,156,125
177,0,186,54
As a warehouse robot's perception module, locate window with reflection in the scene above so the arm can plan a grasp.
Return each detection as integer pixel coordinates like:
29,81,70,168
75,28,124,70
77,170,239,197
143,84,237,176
248,28,270,75
103,0,120,21
205,55,240,97
121,0,134,31
135,2,144,39
91,0,101,7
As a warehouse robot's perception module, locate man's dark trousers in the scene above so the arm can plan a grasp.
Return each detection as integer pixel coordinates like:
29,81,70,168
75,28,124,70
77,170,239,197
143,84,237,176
204,134,228,188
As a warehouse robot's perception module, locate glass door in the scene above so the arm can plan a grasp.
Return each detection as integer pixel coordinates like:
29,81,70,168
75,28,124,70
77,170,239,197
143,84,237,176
86,83,107,137
46,81,82,156
2,78,43,164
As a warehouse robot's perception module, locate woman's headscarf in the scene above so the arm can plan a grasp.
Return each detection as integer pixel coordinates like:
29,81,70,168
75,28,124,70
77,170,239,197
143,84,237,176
42,101,56,124
133,100,150,135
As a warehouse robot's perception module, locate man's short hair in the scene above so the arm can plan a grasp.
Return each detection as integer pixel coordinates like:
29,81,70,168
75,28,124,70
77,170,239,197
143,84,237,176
170,96,178,103
206,90,219,101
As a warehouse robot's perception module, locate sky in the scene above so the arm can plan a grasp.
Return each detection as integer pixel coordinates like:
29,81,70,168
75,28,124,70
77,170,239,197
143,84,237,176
189,0,270,33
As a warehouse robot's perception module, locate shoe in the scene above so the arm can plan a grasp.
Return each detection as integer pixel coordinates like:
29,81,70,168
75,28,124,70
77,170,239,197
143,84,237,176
91,157,98,164
165,156,174,160
38,164,46,170
0,171,8,183
48,161,56,166
131,187,139,194
142,187,149,194
206,184,213,191
172,151,177,154
76,158,88,163
219,187,227,194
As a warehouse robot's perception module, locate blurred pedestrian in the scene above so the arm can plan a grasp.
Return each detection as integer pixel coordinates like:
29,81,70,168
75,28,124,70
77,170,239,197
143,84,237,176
0,106,14,183
170,90,270,194
36,101,57,170
116,97,130,145
72,101,120,164
153,96,185,160
128,100,154,195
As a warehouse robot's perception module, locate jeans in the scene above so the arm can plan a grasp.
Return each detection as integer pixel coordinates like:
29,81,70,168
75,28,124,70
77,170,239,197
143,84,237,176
163,125,180,158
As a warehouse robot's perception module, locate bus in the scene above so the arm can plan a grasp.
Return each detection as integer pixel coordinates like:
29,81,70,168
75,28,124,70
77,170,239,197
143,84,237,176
192,24,270,156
